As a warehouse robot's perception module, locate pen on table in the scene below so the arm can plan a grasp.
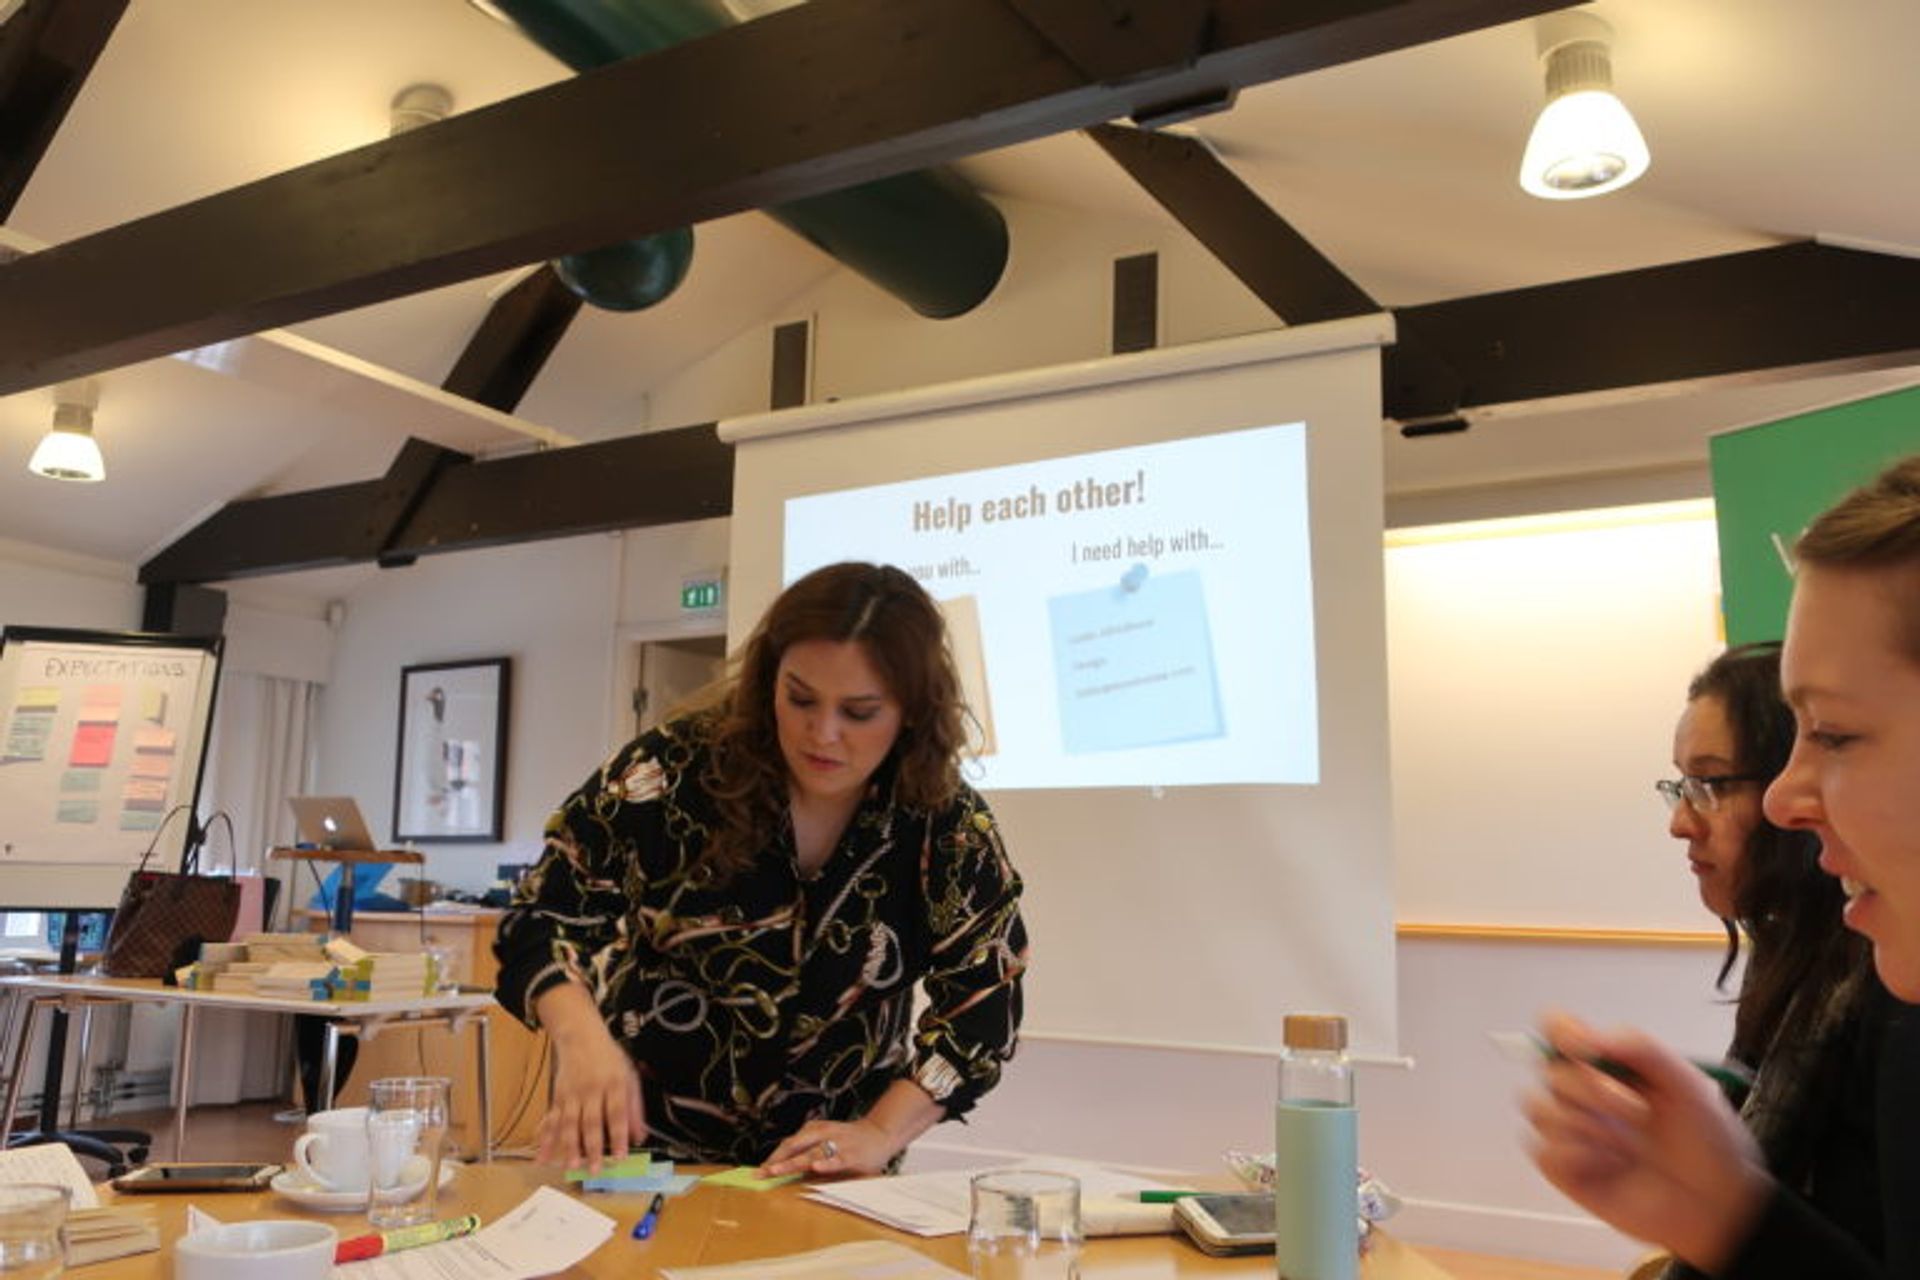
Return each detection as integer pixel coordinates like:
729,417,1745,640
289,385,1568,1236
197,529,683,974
1489,1030,1754,1093
335,1214,481,1263
631,1193,666,1240
1136,1190,1202,1203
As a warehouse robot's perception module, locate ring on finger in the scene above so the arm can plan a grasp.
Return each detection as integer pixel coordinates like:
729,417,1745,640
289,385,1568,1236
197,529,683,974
820,1139,839,1160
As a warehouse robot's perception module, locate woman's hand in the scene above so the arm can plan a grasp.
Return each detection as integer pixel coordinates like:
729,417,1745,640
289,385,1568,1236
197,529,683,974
1523,1012,1772,1272
533,983,645,1173
761,1116,899,1179
761,1078,946,1179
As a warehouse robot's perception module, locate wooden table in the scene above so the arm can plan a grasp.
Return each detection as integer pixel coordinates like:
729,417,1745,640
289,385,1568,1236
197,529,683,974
0,975,495,1161
83,1160,1456,1278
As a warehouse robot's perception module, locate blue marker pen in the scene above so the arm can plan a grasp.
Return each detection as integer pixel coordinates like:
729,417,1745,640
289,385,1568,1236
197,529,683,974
631,1193,666,1240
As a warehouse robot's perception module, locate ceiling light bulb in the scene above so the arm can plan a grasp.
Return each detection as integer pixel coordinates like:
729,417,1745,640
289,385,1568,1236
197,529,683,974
1518,12,1649,201
28,425,105,483
29,381,105,482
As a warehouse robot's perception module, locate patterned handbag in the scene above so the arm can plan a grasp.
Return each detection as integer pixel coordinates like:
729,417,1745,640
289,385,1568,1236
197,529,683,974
101,812,240,980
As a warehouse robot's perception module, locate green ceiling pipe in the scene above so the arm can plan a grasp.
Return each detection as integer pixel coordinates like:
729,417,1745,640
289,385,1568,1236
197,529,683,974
472,0,1009,319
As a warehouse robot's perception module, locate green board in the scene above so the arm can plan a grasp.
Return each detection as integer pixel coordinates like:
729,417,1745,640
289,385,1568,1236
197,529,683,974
1712,385,1920,644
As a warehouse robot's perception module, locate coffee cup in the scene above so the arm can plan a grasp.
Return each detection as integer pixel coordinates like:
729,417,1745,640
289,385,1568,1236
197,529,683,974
175,1220,337,1280
290,1105,370,1191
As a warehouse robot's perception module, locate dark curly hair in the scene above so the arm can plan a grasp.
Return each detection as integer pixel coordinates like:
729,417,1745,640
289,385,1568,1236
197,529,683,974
694,562,971,882
1686,643,1861,1064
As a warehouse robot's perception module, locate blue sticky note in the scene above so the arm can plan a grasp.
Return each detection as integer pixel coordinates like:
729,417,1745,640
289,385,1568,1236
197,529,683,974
1049,567,1225,754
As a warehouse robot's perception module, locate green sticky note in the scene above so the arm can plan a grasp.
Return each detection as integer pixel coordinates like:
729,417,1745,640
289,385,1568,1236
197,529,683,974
700,1166,799,1191
563,1153,652,1183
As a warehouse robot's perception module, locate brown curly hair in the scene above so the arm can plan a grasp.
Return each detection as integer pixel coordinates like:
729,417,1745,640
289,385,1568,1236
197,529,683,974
695,562,972,882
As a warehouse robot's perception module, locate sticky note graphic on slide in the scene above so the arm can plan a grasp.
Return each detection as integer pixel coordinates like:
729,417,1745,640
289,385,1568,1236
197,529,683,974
1049,568,1224,754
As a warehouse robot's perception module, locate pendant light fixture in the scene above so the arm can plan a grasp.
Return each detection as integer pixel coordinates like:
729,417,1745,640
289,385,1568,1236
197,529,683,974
28,379,105,483
1518,10,1650,200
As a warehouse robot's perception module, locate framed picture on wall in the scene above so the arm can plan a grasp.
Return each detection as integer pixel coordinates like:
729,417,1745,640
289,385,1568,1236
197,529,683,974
393,657,509,843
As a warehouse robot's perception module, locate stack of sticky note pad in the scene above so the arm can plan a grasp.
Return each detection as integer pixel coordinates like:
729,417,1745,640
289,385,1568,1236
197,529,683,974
564,1153,698,1196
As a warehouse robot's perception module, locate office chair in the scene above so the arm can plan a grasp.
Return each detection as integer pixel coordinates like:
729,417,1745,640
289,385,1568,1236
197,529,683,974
3,910,152,1175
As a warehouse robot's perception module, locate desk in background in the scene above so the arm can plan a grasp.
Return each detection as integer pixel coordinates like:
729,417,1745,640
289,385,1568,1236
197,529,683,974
82,1160,1458,1279
295,908,545,1153
0,976,495,1162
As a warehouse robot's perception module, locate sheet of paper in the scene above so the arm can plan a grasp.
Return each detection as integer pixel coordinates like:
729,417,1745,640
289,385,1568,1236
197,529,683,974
660,1239,965,1279
803,1159,1167,1237
0,1143,99,1209
333,1186,615,1280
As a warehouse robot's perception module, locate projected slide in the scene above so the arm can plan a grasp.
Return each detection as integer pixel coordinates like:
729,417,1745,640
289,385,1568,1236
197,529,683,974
783,422,1318,790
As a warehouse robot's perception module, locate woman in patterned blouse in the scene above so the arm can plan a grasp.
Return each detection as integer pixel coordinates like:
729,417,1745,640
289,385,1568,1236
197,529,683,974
495,562,1029,1176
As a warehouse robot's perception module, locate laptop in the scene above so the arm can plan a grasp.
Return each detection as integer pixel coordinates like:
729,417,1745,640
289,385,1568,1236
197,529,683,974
288,796,378,853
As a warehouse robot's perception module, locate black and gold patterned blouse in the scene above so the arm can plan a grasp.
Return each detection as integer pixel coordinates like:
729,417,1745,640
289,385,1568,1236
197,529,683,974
493,716,1029,1165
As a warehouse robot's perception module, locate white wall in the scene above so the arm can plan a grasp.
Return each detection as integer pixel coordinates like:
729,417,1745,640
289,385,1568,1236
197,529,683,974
0,538,140,632
314,534,623,896
313,518,733,897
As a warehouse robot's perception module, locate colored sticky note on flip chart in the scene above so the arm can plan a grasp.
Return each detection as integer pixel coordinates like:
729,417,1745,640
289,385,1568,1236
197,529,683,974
1048,567,1225,754
700,1166,800,1191
57,799,99,824
69,721,116,768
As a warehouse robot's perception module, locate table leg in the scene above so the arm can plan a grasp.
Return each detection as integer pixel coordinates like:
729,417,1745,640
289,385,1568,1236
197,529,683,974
317,1021,340,1112
68,1006,95,1129
1,999,43,1147
173,1004,199,1161
475,1012,493,1164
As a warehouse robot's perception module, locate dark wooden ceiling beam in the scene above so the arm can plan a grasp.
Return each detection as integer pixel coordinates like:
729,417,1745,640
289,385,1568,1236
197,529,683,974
1383,242,1920,422
138,424,728,586
0,0,1579,397
384,422,731,561
441,265,582,412
1087,122,1376,324
0,0,128,220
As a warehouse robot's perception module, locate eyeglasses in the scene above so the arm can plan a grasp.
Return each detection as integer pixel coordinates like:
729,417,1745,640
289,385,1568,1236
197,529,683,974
1654,773,1768,813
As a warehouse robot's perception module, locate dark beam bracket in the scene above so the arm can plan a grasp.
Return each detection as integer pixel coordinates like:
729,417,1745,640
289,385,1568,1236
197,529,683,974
0,0,128,221
1088,122,1377,325
441,265,582,413
0,0,1583,397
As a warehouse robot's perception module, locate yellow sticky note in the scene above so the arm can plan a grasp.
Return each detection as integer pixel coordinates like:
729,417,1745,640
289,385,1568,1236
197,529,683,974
700,1166,799,1191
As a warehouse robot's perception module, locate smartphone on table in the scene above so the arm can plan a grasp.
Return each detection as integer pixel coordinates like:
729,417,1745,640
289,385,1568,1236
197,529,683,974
110,1162,280,1193
1174,1192,1277,1256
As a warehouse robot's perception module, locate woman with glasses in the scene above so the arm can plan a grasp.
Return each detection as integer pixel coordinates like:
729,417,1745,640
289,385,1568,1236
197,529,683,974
1528,457,1920,1279
1645,644,1886,1278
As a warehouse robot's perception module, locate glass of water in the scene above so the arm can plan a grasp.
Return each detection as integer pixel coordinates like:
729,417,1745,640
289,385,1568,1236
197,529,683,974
365,1076,451,1228
968,1169,1081,1280
0,1184,68,1280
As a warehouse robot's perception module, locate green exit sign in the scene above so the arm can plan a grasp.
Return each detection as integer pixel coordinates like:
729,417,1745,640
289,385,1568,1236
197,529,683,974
681,577,723,612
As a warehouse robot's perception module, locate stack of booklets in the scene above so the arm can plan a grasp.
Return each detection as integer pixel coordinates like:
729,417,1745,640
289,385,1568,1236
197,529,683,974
254,960,337,999
0,1143,160,1265
331,951,437,1000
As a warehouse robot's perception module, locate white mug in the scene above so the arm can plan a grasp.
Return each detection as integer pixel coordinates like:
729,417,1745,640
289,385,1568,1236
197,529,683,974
290,1105,370,1191
175,1220,337,1280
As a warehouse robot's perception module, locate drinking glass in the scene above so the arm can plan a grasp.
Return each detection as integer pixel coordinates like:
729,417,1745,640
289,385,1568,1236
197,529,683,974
0,1184,69,1280
967,1169,1081,1280
365,1076,450,1228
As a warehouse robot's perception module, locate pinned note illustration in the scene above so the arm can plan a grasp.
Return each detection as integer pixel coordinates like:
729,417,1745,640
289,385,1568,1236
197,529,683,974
1048,565,1225,754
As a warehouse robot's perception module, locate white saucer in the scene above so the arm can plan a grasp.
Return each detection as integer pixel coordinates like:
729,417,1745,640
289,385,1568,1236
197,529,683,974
271,1160,459,1212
